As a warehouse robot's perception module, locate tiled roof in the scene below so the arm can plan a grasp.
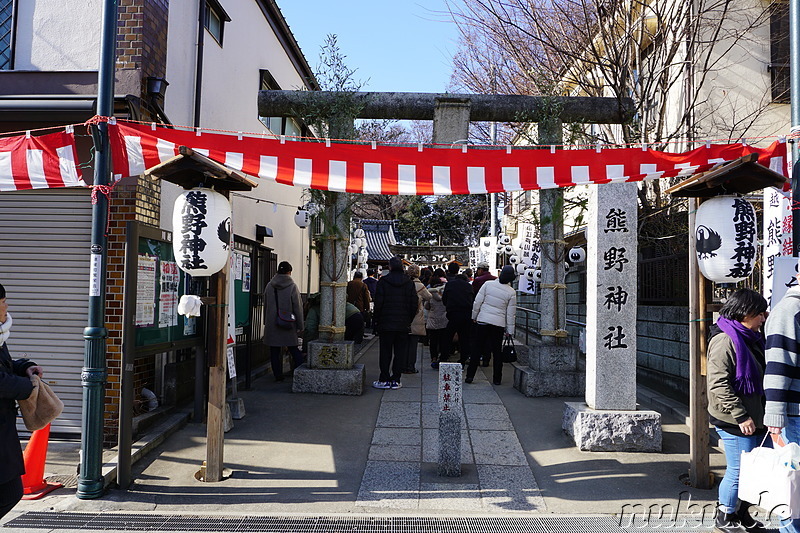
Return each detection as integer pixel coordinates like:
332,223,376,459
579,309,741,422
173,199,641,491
358,219,397,261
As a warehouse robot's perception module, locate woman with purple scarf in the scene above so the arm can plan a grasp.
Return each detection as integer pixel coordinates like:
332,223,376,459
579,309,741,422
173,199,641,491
707,288,770,533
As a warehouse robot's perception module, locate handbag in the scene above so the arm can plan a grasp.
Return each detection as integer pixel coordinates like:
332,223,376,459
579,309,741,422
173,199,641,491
739,433,800,519
501,336,517,363
17,374,64,431
274,287,296,330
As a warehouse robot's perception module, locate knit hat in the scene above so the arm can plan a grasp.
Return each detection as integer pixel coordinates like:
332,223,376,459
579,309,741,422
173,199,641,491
499,265,516,284
389,256,404,272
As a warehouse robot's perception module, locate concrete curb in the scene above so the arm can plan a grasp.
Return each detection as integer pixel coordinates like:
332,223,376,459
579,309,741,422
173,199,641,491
100,410,191,489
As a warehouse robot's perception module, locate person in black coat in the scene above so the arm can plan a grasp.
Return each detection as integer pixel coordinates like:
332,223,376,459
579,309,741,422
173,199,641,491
0,283,43,519
372,257,418,390
442,273,474,364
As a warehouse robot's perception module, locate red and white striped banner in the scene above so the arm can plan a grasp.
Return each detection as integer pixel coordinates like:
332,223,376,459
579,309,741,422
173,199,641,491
0,130,85,192
109,121,788,195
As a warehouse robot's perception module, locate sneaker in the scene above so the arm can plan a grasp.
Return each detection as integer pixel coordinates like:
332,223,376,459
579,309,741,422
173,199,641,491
389,381,403,390
372,380,391,389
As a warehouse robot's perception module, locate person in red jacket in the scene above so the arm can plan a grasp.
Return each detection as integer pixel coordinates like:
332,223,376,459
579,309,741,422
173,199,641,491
472,261,497,295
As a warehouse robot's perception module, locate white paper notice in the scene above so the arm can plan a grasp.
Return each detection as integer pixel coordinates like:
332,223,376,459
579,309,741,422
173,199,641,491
234,253,244,280
158,260,179,328
242,256,251,292
227,346,237,378
136,255,157,327
89,254,102,297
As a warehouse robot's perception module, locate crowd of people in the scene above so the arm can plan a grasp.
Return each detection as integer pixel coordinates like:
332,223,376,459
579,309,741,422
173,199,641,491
261,257,518,392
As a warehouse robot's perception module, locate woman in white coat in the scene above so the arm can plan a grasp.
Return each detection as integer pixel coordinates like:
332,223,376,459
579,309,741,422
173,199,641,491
465,265,516,385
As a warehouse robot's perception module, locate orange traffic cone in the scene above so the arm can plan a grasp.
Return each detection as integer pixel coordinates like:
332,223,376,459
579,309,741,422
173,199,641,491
21,424,62,500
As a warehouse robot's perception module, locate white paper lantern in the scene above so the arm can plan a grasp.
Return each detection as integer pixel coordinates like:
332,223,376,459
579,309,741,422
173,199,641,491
496,243,506,254
499,235,511,245
516,263,527,275
358,251,368,263
173,188,231,277
568,246,587,264
695,196,757,283
294,208,310,228
358,237,368,248
564,262,571,274
354,228,365,239
504,244,514,255
533,269,542,282
525,268,537,281
509,255,520,265
348,244,359,255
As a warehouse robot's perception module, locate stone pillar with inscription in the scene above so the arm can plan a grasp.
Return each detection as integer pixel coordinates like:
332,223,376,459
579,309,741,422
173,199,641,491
562,182,661,451
292,340,366,396
438,362,462,477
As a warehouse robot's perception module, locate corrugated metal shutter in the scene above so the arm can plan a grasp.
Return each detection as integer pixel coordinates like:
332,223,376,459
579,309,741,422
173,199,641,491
0,188,93,435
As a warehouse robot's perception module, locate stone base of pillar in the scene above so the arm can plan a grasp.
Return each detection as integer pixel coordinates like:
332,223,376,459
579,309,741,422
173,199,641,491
292,363,366,396
562,402,662,452
514,364,584,396
307,340,354,369
227,397,245,419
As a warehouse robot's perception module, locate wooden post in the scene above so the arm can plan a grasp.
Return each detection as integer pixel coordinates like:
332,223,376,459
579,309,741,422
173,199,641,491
688,197,710,488
205,184,230,482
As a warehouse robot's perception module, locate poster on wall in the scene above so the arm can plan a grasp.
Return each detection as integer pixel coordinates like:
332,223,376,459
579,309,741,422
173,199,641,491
242,256,251,292
136,255,157,327
158,260,179,328
234,253,244,280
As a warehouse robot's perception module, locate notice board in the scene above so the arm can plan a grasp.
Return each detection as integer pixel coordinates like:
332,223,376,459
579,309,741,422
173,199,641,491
130,224,202,349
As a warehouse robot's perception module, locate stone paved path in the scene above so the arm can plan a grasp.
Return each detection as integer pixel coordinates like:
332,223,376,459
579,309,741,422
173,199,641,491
356,348,547,512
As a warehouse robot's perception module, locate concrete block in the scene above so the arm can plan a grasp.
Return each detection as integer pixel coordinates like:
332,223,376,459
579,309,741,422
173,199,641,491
562,401,662,452
527,344,579,372
291,363,366,395
513,364,584,397
307,340,355,369
227,397,245,420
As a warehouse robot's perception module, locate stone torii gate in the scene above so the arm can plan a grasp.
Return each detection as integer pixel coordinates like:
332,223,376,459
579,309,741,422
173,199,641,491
258,89,634,356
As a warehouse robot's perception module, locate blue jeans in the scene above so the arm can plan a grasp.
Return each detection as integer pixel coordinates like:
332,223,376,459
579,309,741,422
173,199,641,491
715,427,770,514
779,417,800,532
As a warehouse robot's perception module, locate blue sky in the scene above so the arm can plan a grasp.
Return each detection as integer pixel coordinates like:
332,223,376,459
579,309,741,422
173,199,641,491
278,1,461,94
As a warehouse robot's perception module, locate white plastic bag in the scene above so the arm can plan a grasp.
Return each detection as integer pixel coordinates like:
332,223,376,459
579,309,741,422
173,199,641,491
739,436,800,519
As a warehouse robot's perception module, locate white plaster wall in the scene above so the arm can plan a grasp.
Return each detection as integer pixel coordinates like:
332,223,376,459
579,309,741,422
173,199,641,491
693,0,790,141
14,0,102,71
161,0,318,291
163,1,199,127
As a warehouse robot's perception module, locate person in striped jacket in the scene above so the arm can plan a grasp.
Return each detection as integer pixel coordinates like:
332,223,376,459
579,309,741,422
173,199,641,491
764,280,800,533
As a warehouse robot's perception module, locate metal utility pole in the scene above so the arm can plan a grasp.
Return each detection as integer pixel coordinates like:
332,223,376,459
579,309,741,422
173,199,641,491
792,0,800,253
78,0,116,499
490,121,497,236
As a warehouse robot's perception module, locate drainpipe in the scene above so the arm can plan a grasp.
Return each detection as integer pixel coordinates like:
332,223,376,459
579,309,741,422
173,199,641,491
77,0,116,499
194,0,206,127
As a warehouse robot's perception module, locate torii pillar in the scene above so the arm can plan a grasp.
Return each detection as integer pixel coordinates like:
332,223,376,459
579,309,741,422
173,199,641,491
257,91,634,400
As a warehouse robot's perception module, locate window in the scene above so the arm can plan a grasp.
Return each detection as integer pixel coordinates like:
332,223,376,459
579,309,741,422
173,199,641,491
204,0,230,46
770,1,790,104
258,70,308,139
0,0,14,70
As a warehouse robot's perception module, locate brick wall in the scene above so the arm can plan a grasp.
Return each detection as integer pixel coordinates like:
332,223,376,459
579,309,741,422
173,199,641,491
100,0,168,445
116,0,169,83
103,174,161,444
